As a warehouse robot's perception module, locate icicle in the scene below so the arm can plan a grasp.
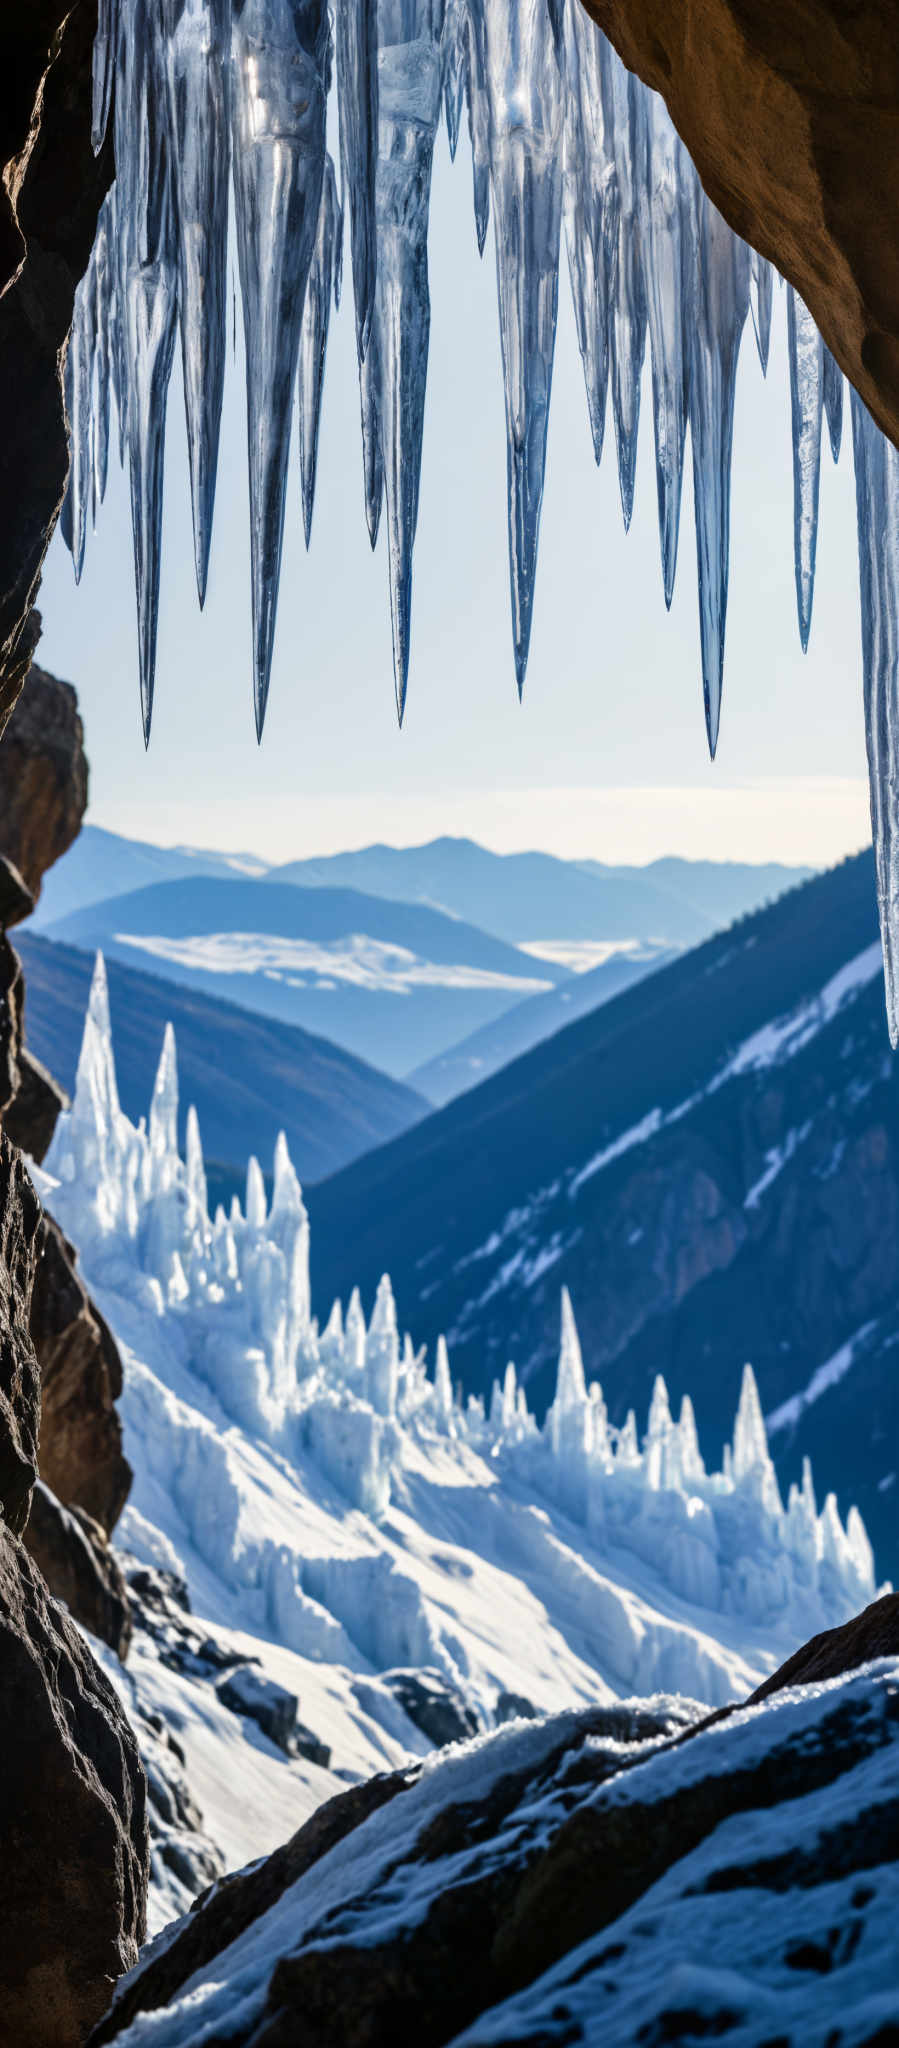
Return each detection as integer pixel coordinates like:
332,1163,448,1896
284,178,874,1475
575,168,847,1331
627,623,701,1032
472,0,564,693
337,0,378,359
749,248,772,375
299,155,341,547
561,0,617,468
787,285,824,651
359,337,384,548
442,0,465,158
851,389,899,1043
461,0,490,255
115,0,180,744
92,0,120,153
637,87,695,605
231,0,329,738
61,278,95,584
366,0,445,720
163,0,231,607
91,200,114,524
606,42,645,532
689,189,750,756
823,343,843,463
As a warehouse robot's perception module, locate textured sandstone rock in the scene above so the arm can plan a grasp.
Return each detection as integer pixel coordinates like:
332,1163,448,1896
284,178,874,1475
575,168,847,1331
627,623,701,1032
31,1211,131,1534
0,1131,41,1535
0,661,88,902
0,1521,147,2048
581,0,899,450
0,4,112,728
24,1479,132,1658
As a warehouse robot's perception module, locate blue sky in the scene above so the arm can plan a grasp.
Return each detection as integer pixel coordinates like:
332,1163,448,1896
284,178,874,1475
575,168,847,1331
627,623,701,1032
38,128,870,868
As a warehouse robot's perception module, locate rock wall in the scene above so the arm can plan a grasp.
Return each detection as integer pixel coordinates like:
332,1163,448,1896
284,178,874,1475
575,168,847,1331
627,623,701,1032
0,2,112,729
582,0,899,450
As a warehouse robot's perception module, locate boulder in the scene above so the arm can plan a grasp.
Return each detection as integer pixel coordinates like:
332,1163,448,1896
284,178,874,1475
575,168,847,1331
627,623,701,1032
0,662,88,903
23,1479,131,1658
30,1209,131,1533
0,1521,147,2048
382,1667,481,1749
4,1045,68,1163
0,854,35,929
216,1665,299,1754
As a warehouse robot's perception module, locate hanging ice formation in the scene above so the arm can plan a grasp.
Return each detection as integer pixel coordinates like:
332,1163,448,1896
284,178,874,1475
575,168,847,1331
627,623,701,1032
67,0,899,1027
43,953,879,1640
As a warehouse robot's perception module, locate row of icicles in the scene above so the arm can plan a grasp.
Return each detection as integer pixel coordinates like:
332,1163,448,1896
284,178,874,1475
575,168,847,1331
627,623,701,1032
64,0,899,1042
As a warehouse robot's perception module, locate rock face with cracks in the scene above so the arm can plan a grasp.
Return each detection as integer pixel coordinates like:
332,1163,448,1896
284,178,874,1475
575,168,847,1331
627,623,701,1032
88,1623,899,2047
582,0,899,451
0,1523,147,2048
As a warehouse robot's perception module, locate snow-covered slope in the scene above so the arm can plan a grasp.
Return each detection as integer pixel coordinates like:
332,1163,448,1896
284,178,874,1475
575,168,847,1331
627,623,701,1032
36,958,884,1927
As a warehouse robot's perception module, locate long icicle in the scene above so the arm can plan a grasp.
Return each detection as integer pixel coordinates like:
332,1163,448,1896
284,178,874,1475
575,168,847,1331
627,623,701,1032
231,0,329,739
163,0,232,607
689,189,750,758
787,283,824,652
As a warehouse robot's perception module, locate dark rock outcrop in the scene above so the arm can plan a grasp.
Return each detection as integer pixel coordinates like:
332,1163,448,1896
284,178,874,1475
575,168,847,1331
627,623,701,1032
30,1210,131,1534
24,1479,131,1658
382,1667,482,1749
217,1666,300,1755
0,5,112,727
0,1521,147,2048
748,1588,899,1703
90,1666,899,2048
0,1131,42,1536
0,660,88,902
582,0,899,454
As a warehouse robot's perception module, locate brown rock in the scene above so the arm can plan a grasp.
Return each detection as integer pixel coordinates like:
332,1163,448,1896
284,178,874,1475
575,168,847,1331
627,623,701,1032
0,1519,147,2048
0,855,35,929
0,1130,41,1536
24,1479,132,1659
747,1588,899,1704
0,661,88,902
3,1046,68,1164
30,1210,131,1534
581,0,899,451
0,4,112,729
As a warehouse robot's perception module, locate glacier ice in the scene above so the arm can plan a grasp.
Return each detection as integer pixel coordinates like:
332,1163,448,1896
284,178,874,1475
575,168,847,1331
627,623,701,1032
65,0,899,1027
41,961,880,1653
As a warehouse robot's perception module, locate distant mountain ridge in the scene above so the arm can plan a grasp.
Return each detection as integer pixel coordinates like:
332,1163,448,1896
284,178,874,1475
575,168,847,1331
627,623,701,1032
41,875,565,1079
307,851,899,1577
268,835,813,946
16,930,426,1186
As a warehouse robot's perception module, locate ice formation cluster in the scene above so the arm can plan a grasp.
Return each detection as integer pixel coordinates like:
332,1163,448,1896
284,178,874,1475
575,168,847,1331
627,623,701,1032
64,0,899,1036
43,952,877,1645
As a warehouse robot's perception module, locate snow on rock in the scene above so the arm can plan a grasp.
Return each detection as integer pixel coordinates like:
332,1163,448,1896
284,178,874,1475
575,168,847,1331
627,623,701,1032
35,970,887,1919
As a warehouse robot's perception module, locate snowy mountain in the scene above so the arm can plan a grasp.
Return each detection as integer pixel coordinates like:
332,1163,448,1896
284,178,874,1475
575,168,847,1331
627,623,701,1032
412,943,674,1106
269,838,811,951
32,957,881,1930
42,876,566,1079
15,930,426,1188
30,823,271,926
308,852,899,1578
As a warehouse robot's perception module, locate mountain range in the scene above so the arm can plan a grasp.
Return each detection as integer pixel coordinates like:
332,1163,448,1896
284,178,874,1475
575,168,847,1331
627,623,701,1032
16,929,426,1186
34,826,811,1085
307,850,899,1577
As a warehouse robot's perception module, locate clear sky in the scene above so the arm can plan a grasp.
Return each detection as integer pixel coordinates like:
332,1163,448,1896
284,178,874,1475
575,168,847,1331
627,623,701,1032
37,126,871,870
